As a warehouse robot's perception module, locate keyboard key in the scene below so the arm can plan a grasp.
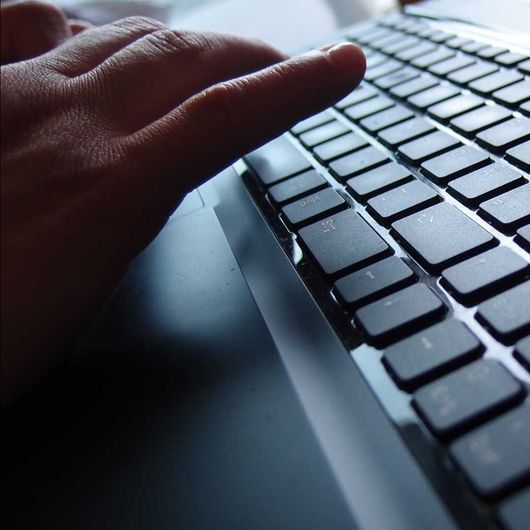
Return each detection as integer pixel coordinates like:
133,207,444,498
344,96,394,121
313,132,368,162
413,359,523,438
450,105,511,136
411,48,455,68
378,117,436,148
429,31,454,44
445,37,474,49
292,111,334,135
396,42,436,62
421,145,491,183
479,184,530,232
367,180,440,224
448,163,525,206
354,283,445,346
382,36,420,55
360,106,414,133
336,85,377,110
477,46,508,59
469,70,523,95
522,101,530,117
408,85,460,109
461,41,488,54
347,163,413,200
441,247,529,304
298,209,390,275
506,140,530,172
246,136,311,186
282,188,346,227
428,55,475,77
515,336,530,371
365,60,401,81
299,121,349,148
390,76,438,98
330,146,388,179
450,405,530,497
427,94,484,121
493,80,530,107
365,53,388,69
398,131,461,164
494,51,528,66
384,319,482,390
370,33,402,51
392,202,495,272
498,488,530,530
476,118,530,152
374,67,420,90
269,170,327,205
516,224,530,252
447,62,498,85
477,280,530,343
335,256,415,308
518,58,530,74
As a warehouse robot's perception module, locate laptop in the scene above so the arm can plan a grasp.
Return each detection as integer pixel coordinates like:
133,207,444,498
4,0,529,529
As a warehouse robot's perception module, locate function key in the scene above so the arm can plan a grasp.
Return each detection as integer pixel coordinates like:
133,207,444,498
378,117,436,148
514,336,530,371
479,183,530,232
469,70,523,95
398,130,460,164
476,117,530,153
506,140,530,172
269,170,327,205
450,105,511,136
477,46,508,59
330,145,388,179
336,85,377,110
347,162,413,201
313,132,368,162
292,110,333,135
282,188,346,227
299,121,349,148
494,51,528,66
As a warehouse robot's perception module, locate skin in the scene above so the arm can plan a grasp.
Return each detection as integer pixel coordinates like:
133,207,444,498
1,1,366,405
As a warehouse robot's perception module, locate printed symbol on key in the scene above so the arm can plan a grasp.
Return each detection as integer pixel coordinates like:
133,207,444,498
321,218,336,232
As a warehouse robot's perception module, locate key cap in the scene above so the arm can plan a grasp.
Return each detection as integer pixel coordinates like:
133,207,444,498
428,94,484,121
450,105,511,136
371,34,402,51
421,145,491,183
429,31,454,44
498,488,530,530
398,131,461,164
378,117,436,148
450,405,530,498
441,247,529,305
355,283,445,346
391,76,438,98
470,70,523,95
408,85,460,109
347,163,413,200
413,359,523,438
428,55,475,76
360,106,414,133
479,184,530,232
384,319,482,390
447,62,498,85
365,60,401,81
411,48,455,68
365,53,388,69
461,41,488,54
518,58,530,74
477,280,530,343
477,46,508,59
367,180,440,224
495,51,528,66
392,202,496,272
299,121,349,148
336,85,377,110
476,118,530,153
246,136,311,186
313,132,368,162
506,140,530,172
516,224,530,252
335,256,415,308
330,146,388,179
446,37,474,49
382,36,420,55
292,111,334,135
515,336,530,371
448,163,525,206
282,188,345,227
396,42,436,62
374,67,420,90
493,80,530,107
298,209,390,276
268,170,327,205
344,96,394,121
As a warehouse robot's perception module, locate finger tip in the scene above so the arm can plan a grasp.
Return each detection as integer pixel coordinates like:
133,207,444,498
324,42,366,85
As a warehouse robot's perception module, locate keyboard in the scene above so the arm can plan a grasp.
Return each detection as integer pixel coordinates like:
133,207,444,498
241,12,529,530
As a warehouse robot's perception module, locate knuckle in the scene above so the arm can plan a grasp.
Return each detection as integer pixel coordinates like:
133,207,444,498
142,29,210,58
111,15,166,35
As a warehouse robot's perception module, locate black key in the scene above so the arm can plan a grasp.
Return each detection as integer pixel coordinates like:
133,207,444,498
495,51,528,66
282,188,346,227
493,80,530,107
477,46,508,59
427,94,484,121
330,146,388,179
428,55,475,76
344,96,394,121
506,140,530,172
441,246,529,304
479,184,530,232
516,224,530,252
299,121,349,148
450,105,511,136
354,283,445,346
384,319,482,390
518,58,530,74
411,48,455,68
408,85,460,109
360,106,414,133
365,60,401,81
392,202,495,272
447,62,498,85
335,256,415,308
246,136,311,186
421,145,491,184
367,180,440,224
446,37,474,49
515,336,530,371
450,405,530,498
268,170,327,205
477,280,530,342
398,131,461,164
461,41,488,54
476,118,530,153
313,132,367,162
336,85,377,110
498,488,530,530
378,117,436,148
469,70,523,95
396,42,436,62
390,76,438,98
374,67,420,90
413,359,523,438
448,163,525,206
347,163,412,200
298,209,390,276
292,111,333,135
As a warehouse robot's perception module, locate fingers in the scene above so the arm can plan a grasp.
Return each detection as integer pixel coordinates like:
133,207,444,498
130,43,365,204
92,29,286,131
1,0,71,64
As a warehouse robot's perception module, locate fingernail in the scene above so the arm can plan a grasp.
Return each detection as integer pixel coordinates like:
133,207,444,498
324,42,365,77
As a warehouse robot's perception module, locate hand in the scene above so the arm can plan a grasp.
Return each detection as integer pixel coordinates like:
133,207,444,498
1,6,365,404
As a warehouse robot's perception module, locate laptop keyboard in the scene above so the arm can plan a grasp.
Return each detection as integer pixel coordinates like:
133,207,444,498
240,12,529,530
